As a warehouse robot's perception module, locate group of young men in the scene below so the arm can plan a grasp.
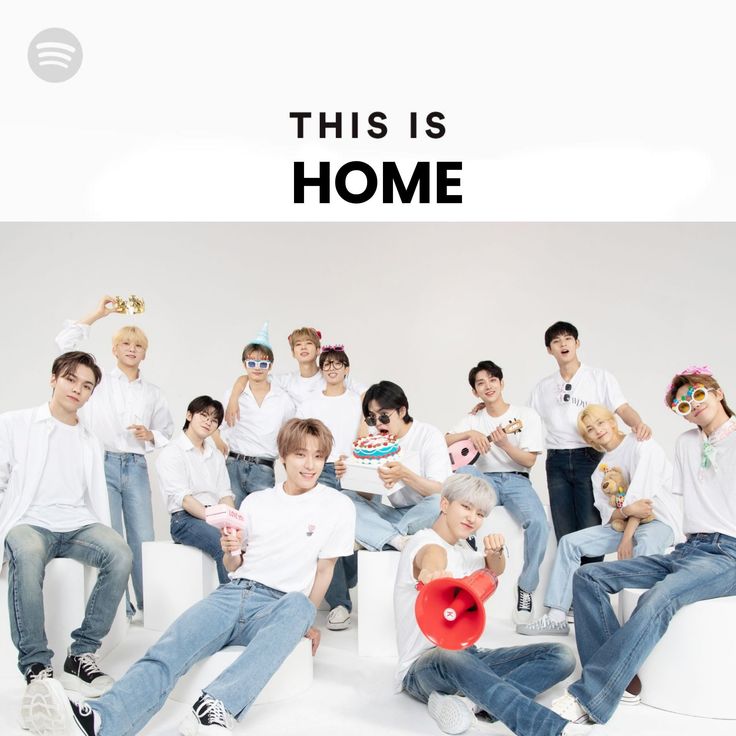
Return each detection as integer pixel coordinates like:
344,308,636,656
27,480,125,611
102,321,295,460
1,296,734,736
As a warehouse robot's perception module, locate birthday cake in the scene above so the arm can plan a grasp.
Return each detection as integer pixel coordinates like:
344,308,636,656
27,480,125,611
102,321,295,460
351,434,402,466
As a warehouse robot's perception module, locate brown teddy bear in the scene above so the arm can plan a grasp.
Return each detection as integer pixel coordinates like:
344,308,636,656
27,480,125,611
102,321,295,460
600,464,655,532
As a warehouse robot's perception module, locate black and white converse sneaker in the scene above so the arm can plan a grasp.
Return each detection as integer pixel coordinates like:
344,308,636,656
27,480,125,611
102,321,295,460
514,586,533,624
23,678,96,735
180,693,235,735
25,663,54,685
58,653,114,698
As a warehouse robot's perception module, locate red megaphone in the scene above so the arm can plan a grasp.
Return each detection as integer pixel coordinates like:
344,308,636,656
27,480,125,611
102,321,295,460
415,569,498,650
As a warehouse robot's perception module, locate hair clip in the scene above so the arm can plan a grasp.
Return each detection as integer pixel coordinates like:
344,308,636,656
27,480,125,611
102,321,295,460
321,344,345,353
313,328,322,340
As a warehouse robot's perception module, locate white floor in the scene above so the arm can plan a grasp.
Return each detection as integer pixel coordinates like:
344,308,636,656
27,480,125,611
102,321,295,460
1,612,732,736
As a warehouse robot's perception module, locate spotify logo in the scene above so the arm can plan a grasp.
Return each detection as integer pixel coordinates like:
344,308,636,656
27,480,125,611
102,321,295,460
28,28,83,83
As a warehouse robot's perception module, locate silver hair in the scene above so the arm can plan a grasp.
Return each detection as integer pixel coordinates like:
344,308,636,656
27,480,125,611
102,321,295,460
441,473,496,515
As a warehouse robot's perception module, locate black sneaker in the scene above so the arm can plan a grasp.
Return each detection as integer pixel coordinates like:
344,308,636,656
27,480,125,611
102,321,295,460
514,586,533,624
22,678,96,735
58,653,114,698
180,693,235,735
24,663,54,685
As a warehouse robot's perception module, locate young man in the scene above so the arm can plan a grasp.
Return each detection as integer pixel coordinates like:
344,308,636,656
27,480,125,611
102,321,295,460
157,396,235,584
216,327,296,506
549,366,736,726
529,321,651,564
55,296,174,619
0,351,132,698
348,380,452,552
447,360,548,623
25,418,356,736
395,473,588,736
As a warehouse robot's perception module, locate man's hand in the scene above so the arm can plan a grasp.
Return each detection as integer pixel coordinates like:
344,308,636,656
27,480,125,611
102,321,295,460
378,461,406,489
633,422,652,441
213,433,229,458
334,455,347,479
305,627,321,655
225,398,240,428
483,533,506,558
470,401,485,416
128,425,154,442
467,430,491,454
489,426,510,449
417,568,452,585
220,527,243,555
617,537,634,560
623,499,654,520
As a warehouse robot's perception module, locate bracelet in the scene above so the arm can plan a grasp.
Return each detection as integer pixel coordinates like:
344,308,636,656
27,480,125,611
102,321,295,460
621,507,628,519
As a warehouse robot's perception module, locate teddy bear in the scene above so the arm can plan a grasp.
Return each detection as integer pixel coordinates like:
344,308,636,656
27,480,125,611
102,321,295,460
600,464,655,532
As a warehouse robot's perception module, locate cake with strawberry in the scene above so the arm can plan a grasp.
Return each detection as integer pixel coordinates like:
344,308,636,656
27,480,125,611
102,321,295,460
351,433,402,465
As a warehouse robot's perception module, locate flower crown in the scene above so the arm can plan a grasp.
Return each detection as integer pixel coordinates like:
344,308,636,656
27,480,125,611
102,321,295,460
664,364,713,407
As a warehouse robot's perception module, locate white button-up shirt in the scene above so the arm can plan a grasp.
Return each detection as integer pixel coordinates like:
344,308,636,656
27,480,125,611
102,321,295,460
55,320,175,454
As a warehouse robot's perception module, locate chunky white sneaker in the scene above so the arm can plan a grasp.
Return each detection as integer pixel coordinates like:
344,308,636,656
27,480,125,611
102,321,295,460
180,693,235,735
23,678,97,735
326,605,352,631
58,653,114,698
514,586,534,624
550,691,591,724
427,692,477,735
516,614,569,637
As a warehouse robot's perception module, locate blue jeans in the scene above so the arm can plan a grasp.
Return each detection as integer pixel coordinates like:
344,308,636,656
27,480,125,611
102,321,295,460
104,452,155,616
90,579,315,735
318,462,341,490
403,642,575,736
546,448,603,564
170,511,229,584
4,523,132,673
568,532,736,723
225,457,275,508
544,519,673,613
348,491,441,551
457,467,549,593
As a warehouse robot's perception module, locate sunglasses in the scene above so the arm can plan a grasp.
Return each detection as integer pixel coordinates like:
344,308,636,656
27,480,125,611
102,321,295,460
671,384,712,416
560,383,573,404
245,359,272,370
365,409,397,427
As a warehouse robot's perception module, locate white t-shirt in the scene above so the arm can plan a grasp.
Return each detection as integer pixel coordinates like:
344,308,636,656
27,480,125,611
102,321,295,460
219,383,295,459
156,433,234,514
296,390,363,462
388,421,453,508
394,528,485,690
232,482,356,595
673,421,736,537
17,419,98,531
272,371,367,406
590,435,683,540
449,404,543,474
529,363,627,449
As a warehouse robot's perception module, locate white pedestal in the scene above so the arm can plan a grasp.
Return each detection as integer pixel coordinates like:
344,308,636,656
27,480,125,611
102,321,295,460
170,637,313,706
620,588,736,719
142,542,220,632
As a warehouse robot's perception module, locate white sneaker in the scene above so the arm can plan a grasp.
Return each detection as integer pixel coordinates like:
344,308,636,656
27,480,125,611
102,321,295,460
620,690,641,705
427,692,477,735
23,678,97,735
550,692,591,724
326,605,352,631
516,614,569,637
179,694,235,735
562,724,598,735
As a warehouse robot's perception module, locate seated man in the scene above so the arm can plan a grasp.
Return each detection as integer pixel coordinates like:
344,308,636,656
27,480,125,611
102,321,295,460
447,360,548,622
395,473,588,736
549,366,736,726
156,395,235,584
25,418,356,736
518,404,682,639
0,351,132,698
349,381,452,551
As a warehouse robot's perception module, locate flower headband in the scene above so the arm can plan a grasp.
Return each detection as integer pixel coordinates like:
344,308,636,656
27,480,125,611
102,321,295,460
321,344,345,353
664,364,714,407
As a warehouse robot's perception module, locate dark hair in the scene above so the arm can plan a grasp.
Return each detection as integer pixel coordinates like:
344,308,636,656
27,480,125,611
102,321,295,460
468,360,503,389
183,395,225,430
52,351,102,388
319,348,350,369
362,380,413,424
278,417,333,458
544,321,579,347
241,342,275,363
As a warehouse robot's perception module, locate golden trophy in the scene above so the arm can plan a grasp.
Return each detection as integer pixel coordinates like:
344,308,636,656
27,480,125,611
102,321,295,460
111,295,145,315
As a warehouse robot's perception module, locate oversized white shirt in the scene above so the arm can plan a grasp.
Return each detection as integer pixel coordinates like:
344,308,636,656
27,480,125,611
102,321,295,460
530,363,627,449
296,390,363,462
156,432,234,514
590,434,683,540
55,320,175,454
219,383,296,459
231,482,356,595
271,371,367,406
449,404,543,474
0,404,111,554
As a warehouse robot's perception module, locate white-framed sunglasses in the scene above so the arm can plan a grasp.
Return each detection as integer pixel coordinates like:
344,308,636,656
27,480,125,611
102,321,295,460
245,359,272,370
671,384,712,416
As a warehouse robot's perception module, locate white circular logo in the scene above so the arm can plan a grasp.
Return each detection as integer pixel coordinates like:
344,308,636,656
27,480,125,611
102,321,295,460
28,28,83,83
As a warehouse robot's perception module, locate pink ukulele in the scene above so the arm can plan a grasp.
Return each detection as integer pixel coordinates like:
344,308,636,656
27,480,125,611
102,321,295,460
448,418,523,472
205,504,246,556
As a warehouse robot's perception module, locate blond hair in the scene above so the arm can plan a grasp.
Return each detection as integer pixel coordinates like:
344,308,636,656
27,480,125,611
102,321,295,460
577,404,624,451
287,327,321,352
277,418,333,459
112,325,148,351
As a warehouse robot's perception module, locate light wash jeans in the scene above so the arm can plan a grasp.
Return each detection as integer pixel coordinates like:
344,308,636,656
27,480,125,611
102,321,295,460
89,579,315,735
456,467,549,593
5,523,132,673
403,642,575,736
568,532,736,724
544,519,674,613
170,511,229,584
318,462,341,490
104,452,155,616
347,491,441,551
225,457,275,508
